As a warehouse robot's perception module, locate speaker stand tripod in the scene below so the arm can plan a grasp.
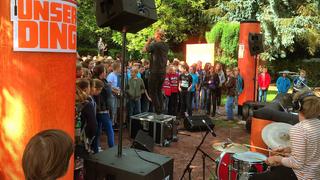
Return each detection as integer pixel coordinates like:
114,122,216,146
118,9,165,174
253,54,258,102
118,27,127,157
180,131,216,180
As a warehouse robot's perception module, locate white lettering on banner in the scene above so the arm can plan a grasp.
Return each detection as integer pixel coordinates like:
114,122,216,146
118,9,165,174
10,0,77,53
238,44,245,59
238,44,244,59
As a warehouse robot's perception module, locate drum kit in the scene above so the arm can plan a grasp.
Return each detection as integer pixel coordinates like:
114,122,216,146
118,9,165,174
213,122,292,180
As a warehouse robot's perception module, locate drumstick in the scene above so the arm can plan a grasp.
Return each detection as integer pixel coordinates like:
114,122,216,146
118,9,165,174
243,144,287,156
243,144,270,152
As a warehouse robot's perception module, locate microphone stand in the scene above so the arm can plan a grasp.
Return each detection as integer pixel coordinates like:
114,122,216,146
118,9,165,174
180,130,215,180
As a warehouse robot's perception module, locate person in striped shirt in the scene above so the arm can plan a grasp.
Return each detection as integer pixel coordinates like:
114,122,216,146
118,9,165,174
250,90,320,180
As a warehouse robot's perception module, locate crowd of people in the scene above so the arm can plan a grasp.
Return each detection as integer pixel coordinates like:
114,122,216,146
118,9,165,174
74,55,248,155
18,54,317,180
257,67,308,102
74,53,310,154
73,30,311,179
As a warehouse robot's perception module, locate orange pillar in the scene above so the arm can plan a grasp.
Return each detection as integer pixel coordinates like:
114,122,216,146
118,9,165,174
238,21,261,105
0,0,76,179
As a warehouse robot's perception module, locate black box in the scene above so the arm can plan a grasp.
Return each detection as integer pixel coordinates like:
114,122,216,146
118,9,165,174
132,130,155,152
184,115,215,132
85,146,174,180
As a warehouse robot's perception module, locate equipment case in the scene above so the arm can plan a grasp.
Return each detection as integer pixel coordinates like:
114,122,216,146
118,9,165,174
130,112,177,146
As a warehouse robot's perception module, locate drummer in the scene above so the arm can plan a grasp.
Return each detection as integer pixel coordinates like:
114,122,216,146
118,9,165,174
250,90,320,180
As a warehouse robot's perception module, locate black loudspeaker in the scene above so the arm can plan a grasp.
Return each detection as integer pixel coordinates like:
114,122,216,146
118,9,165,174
96,0,158,33
248,33,264,55
132,130,154,152
253,107,299,125
184,115,214,132
85,146,174,180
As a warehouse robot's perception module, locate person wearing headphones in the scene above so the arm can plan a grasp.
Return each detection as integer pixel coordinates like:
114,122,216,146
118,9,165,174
250,90,320,180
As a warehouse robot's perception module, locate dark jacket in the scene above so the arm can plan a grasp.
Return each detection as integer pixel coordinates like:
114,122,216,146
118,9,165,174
203,73,220,91
94,79,111,112
80,101,97,139
146,41,169,74
225,76,237,97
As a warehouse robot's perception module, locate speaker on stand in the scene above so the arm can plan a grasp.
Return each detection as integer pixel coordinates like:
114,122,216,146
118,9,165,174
95,0,158,155
84,2,174,180
95,0,158,33
248,33,264,102
248,33,264,56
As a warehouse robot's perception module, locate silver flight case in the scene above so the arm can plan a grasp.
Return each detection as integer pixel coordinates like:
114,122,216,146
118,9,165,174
129,112,178,146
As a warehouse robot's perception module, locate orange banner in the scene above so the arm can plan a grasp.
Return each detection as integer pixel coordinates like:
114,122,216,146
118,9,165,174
11,0,77,52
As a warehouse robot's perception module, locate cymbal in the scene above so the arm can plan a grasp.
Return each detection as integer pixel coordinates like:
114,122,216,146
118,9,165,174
212,142,249,153
262,122,292,149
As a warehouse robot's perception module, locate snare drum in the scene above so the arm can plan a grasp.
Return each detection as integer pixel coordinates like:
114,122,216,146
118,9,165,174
232,152,268,179
216,152,237,180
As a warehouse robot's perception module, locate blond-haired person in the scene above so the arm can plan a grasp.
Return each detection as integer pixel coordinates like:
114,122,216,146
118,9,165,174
126,68,151,117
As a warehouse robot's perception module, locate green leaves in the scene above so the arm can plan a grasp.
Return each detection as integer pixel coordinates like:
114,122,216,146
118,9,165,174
209,0,320,61
206,21,226,43
77,0,210,58
206,21,240,65
77,0,320,61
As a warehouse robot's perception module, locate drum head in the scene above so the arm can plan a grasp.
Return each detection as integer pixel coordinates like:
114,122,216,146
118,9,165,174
233,152,267,163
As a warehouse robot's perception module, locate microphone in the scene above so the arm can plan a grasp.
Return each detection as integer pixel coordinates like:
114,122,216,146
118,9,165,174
202,120,216,137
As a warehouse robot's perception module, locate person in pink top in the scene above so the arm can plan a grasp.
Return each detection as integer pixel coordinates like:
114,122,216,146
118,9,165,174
168,65,179,116
162,67,172,114
258,66,271,102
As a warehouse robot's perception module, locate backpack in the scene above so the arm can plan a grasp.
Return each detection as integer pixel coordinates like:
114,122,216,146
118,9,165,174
75,101,94,154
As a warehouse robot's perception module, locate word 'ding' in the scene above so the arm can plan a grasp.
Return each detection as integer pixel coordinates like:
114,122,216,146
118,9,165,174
11,0,77,53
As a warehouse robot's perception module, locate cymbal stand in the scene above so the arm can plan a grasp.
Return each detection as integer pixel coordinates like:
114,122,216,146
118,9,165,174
228,128,232,180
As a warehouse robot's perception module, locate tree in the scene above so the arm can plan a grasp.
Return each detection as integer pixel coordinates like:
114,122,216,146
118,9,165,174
111,0,210,54
206,21,240,65
77,0,119,56
205,0,320,61
77,0,212,58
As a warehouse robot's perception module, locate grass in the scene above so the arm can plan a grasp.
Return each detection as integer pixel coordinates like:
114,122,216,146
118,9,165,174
213,119,239,128
220,89,278,105
266,90,277,102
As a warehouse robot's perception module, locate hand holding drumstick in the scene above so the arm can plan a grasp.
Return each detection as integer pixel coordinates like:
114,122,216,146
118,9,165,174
267,147,292,166
270,147,291,157
244,144,290,157
244,144,291,166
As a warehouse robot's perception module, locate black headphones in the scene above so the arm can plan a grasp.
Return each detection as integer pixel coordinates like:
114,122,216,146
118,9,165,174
292,92,316,111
